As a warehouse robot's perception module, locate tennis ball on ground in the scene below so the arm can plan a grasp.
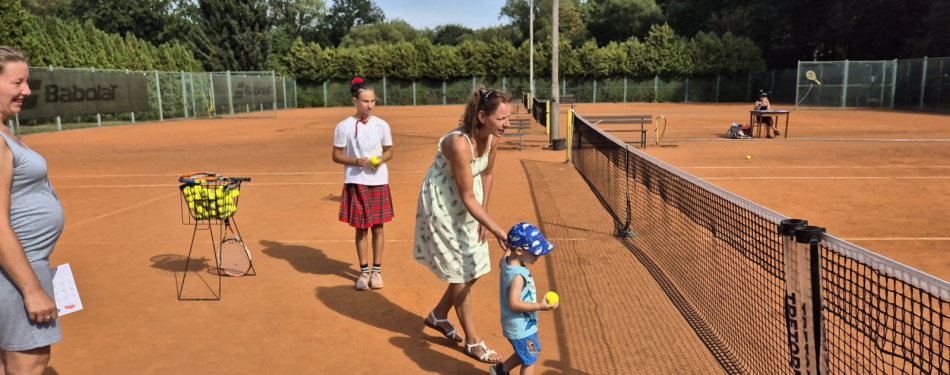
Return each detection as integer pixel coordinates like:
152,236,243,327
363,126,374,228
746,155,751,160
545,291,559,305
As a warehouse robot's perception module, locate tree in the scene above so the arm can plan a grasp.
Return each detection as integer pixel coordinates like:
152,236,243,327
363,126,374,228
197,0,271,71
340,19,420,47
581,0,665,45
644,23,692,76
0,0,42,60
64,0,186,46
323,0,385,47
428,24,473,46
269,0,326,44
499,0,583,45
461,25,523,45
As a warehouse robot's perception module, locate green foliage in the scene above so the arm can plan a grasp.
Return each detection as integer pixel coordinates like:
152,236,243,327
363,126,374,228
0,0,43,62
427,24,473,46
581,0,665,45
323,0,386,47
341,19,421,47
198,0,271,71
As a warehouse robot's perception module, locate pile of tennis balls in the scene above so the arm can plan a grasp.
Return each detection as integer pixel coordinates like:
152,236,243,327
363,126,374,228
182,184,240,220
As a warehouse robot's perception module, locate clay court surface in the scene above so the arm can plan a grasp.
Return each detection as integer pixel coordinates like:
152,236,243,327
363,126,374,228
24,102,949,374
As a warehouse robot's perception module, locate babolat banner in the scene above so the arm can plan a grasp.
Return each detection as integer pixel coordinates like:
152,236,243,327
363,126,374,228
212,75,278,108
19,70,150,120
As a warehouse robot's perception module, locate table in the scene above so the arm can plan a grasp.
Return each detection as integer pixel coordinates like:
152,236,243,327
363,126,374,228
749,110,790,139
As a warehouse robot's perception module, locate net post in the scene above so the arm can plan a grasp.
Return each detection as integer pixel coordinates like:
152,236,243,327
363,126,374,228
791,225,827,375
780,219,810,374
919,56,928,110
155,70,164,122
226,71,234,118
566,109,573,162
545,100,551,135
795,62,801,109
841,60,849,108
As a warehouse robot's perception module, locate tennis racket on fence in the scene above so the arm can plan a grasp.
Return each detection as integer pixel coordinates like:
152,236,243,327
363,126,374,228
219,217,251,277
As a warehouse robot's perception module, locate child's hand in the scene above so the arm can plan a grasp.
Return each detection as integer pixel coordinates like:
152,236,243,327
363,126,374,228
356,157,370,167
540,299,559,311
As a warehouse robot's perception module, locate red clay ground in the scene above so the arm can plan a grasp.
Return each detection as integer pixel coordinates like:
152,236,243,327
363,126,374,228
23,102,949,374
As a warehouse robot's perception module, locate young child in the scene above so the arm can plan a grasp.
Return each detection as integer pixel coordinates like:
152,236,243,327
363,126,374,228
332,78,394,290
491,222,559,375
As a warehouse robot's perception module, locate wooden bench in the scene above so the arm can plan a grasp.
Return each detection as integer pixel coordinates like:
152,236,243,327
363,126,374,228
560,95,577,111
456,118,531,150
582,115,651,149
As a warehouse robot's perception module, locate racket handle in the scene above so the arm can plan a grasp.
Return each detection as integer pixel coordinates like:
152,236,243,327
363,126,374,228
227,177,251,182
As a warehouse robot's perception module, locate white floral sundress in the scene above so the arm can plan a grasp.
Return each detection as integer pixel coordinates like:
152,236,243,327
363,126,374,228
414,131,493,283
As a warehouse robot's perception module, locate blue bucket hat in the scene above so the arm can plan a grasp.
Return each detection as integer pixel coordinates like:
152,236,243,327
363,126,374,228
507,222,554,256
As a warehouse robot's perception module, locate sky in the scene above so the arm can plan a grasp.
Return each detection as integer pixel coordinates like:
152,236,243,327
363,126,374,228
373,0,512,30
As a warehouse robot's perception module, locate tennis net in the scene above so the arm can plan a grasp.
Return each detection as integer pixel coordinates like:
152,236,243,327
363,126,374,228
569,111,950,374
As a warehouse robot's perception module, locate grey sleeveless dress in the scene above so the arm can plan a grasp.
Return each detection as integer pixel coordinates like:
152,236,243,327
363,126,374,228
0,132,65,351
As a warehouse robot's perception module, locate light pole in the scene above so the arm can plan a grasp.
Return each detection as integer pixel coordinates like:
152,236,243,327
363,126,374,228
529,0,534,100
550,0,559,145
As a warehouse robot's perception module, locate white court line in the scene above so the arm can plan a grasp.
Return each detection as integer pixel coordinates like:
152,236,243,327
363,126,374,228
52,171,428,178
701,176,950,180
840,238,950,241
683,166,950,169
73,237,591,245
67,191,178,228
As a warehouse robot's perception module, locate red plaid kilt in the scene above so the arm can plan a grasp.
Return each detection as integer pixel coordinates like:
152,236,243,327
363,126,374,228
339,184,394,229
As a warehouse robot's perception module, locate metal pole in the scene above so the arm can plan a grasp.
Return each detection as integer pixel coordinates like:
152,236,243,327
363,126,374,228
795,61,801,109
593,78,597,103
226,71,234,118
383,76,388,106
880,61,886,107
271,71,278,115
208,73,215,118
190,73,197,118
155,71,164,122
550,0,560,144
128,69,135,123
472,76,476,92
502,75,507,92
283,77,288,109
685,77,690,103
623,76,627,103
654,75,658,103
92,67,102,127
529,0,534,100
412,80,417,106
323,81,328,107
51,66,61,131
842,60,849,108
294,79,298,108
716,74,721,103
181,71,188,118
442,80,447,105
920,56,928,110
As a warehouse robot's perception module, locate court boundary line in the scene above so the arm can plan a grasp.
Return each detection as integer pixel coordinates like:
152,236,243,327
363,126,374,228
68,191,178,228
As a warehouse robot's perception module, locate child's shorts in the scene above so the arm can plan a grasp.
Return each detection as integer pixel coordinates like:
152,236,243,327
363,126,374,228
508,333,541,366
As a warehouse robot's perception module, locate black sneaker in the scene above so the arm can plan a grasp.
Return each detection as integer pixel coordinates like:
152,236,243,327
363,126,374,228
774,130,780,136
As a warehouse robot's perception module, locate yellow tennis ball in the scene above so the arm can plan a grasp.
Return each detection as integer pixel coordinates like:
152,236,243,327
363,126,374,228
217,199,224,206
196,206,205,214
188,202,195,210
371,156,381,170
545,291,559,305
225,196,234,205
746,155,751,160
208,190,216,199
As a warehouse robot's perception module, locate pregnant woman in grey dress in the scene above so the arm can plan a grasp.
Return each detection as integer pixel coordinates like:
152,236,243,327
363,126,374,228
0,46,65,375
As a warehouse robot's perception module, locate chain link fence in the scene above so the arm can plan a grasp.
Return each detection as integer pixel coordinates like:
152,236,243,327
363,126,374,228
6,68,297,138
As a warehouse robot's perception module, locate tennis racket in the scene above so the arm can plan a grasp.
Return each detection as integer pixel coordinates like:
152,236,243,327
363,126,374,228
219,217,251,277
180,172,221,184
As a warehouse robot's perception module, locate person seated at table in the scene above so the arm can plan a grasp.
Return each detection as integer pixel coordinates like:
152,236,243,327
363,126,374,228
754,92,779,138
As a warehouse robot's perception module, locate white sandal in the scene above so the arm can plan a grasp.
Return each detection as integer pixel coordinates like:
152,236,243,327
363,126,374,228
465,341,501,363
424,311,463,343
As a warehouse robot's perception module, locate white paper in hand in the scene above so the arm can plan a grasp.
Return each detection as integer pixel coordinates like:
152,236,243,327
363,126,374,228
50,263,83,316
